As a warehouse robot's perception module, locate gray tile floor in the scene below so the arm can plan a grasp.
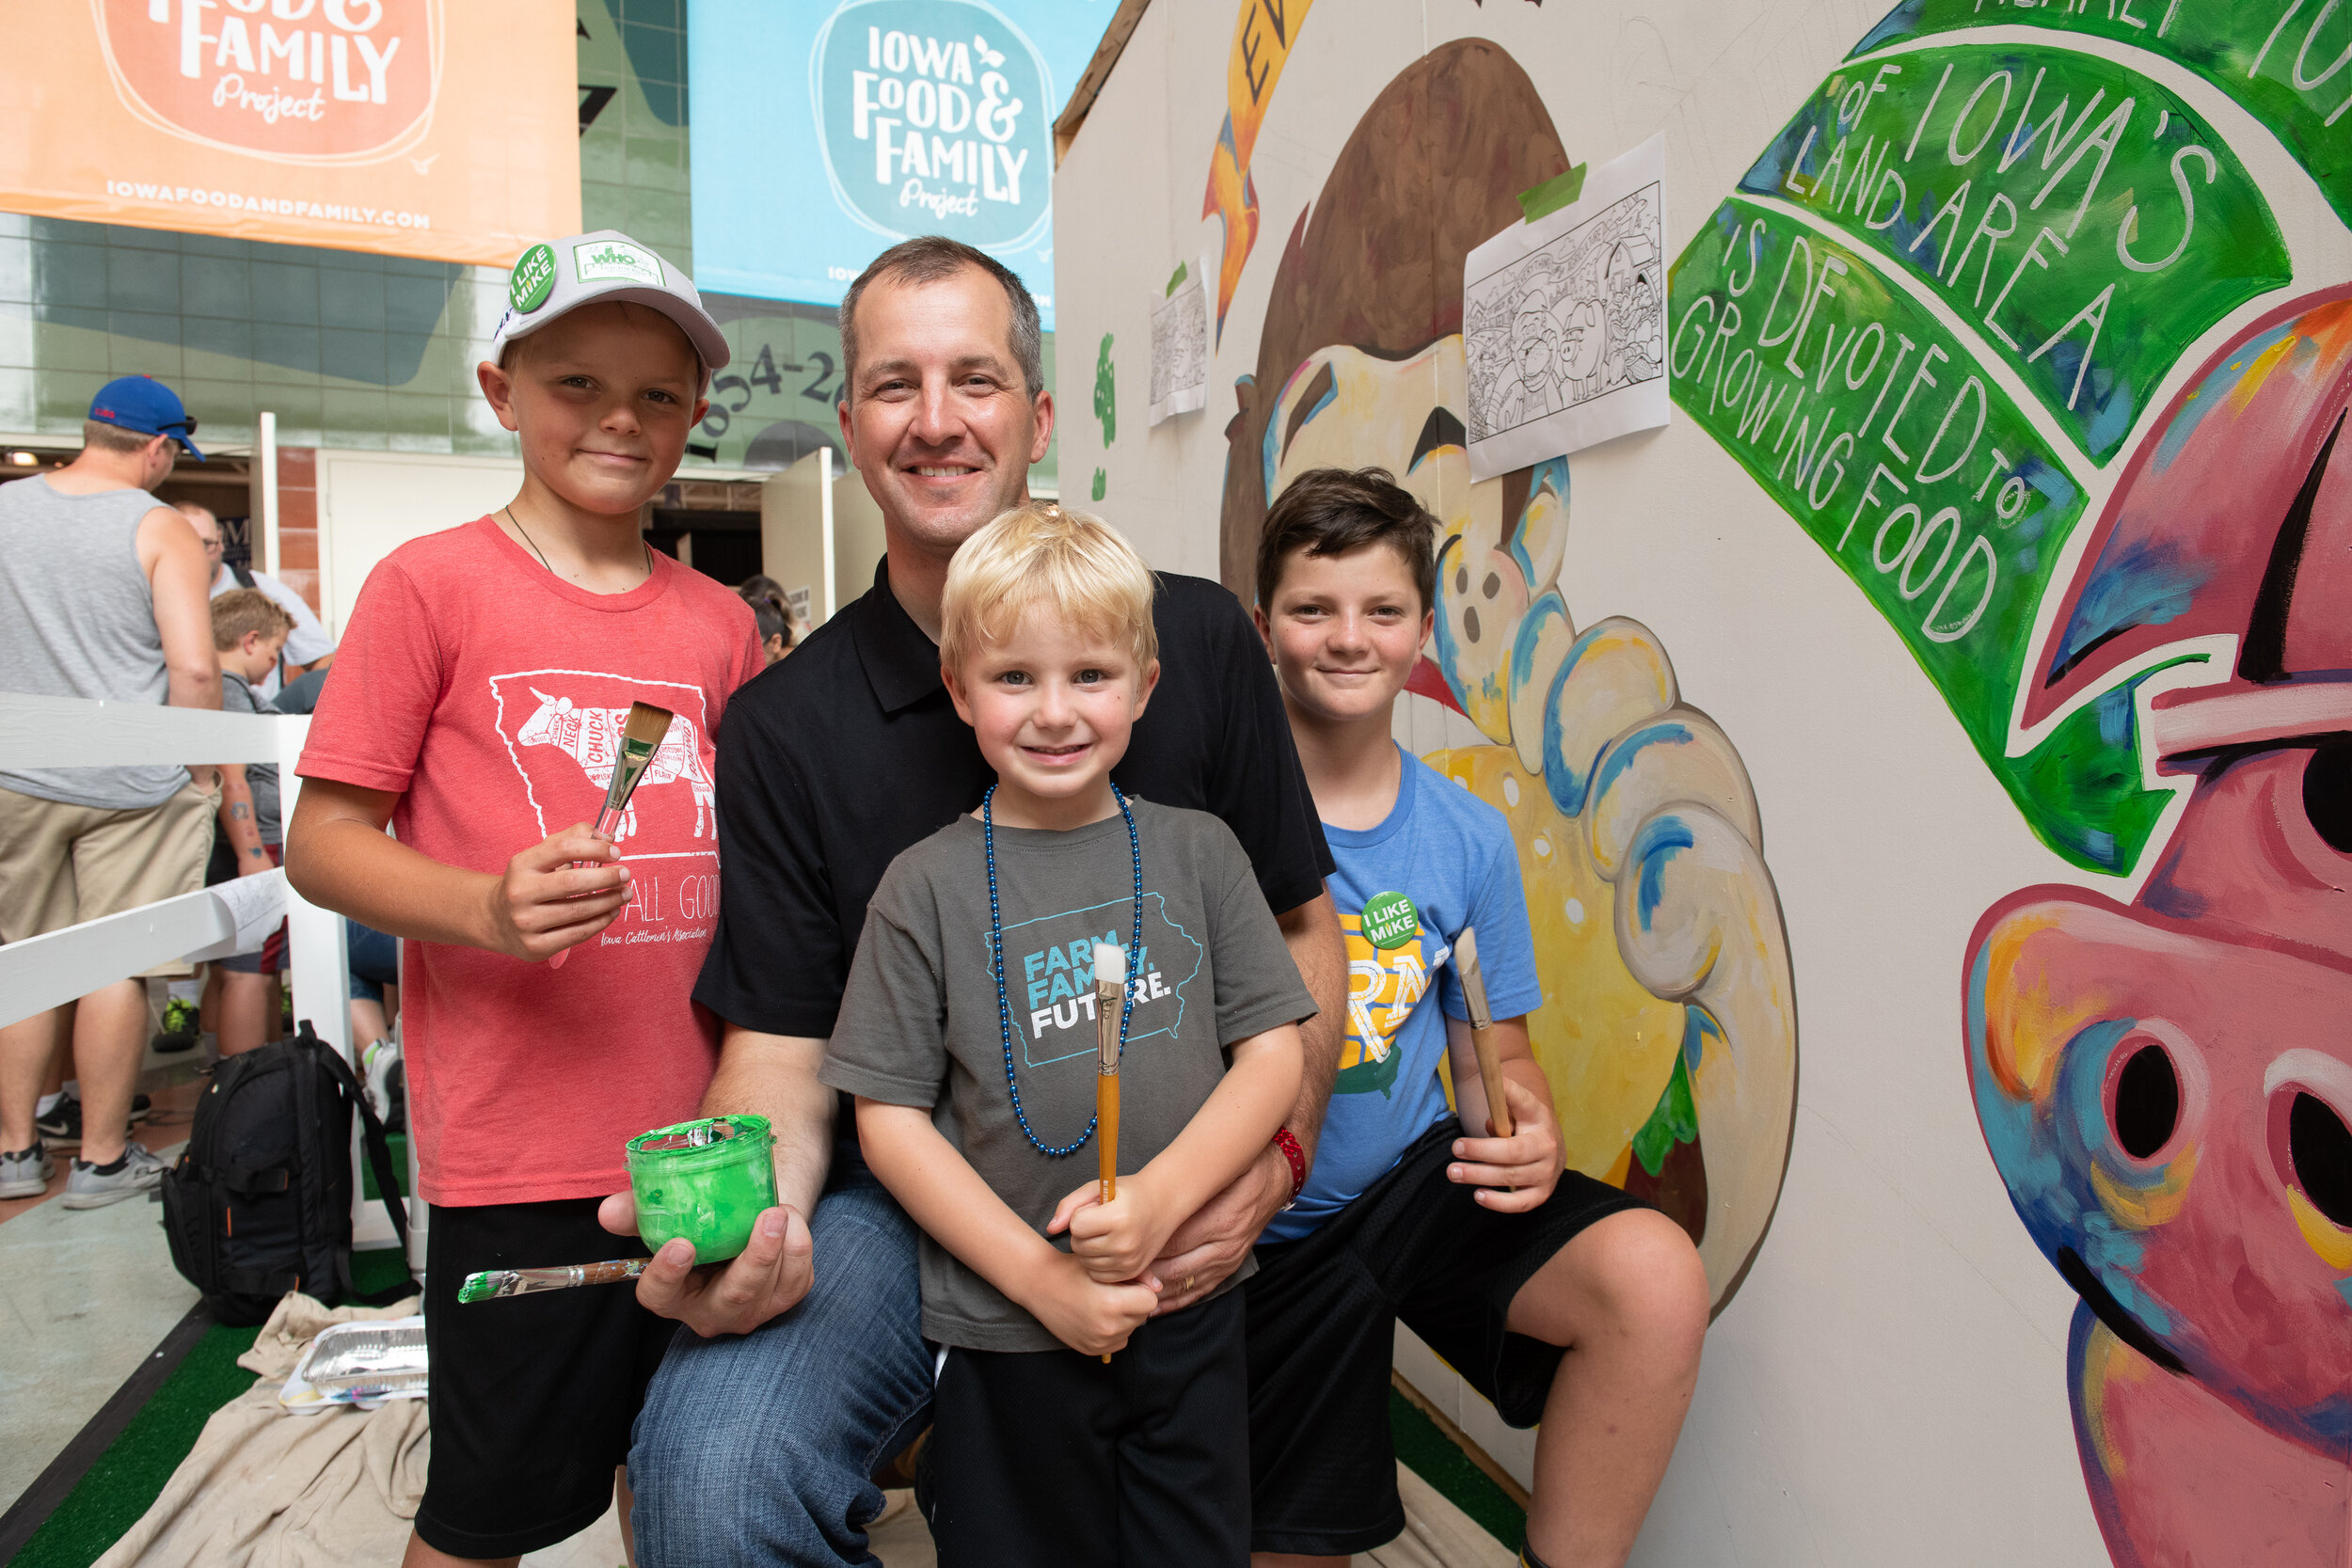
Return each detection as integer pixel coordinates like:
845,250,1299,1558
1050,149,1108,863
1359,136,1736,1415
0,1137,197,1513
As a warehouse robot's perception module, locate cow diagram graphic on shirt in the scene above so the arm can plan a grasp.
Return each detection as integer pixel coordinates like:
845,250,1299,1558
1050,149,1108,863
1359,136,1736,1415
485,670,725,958
513,687,716,841
487,669,719,859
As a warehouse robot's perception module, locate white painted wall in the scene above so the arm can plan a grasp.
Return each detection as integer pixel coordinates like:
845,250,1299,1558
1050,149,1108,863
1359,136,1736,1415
315,450,526,637
1051,3,2164,1562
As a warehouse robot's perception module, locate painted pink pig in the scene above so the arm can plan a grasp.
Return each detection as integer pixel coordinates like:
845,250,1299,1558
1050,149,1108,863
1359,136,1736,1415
1966,290,2352,1566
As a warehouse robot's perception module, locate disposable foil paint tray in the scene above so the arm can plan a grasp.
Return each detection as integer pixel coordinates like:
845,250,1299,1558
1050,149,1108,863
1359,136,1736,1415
289,1316,429,1399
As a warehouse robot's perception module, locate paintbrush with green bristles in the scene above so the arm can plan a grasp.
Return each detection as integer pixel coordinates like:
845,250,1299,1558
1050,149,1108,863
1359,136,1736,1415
459,1257,650,1303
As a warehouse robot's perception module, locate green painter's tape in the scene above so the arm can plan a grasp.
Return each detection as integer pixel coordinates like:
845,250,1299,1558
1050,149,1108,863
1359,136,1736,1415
627,1115,778,1263
1517,162,1588,223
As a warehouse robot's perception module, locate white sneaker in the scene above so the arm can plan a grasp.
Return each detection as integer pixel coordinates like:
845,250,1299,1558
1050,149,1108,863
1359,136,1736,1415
362,1037,402,1123
62,1140,168,1209
0,1141,54,1199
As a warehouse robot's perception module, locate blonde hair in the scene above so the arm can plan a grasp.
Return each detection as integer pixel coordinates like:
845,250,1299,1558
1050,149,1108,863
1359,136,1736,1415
939,502,1158,679
211,587,295,650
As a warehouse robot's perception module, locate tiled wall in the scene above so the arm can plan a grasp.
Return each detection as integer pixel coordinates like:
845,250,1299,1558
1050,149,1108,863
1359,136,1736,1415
0,213,513,456
580,0,691,274
0,0,689,461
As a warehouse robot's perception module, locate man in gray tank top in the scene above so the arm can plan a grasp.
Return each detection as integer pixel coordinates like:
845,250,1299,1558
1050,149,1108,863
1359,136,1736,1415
0,376,225,1209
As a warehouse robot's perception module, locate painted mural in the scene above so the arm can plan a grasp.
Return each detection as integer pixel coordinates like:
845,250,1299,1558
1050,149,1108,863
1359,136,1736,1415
1219,40,1799,1310
1669,6,2352,1561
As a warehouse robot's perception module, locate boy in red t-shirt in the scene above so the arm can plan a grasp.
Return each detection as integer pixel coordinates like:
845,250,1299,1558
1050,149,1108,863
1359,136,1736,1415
287,231,768,1567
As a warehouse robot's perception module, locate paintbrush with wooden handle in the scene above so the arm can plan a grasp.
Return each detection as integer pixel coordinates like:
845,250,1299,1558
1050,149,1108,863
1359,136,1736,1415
1095,941,1125,1361
1454,926,1516,1139
549,701,675,970
458,1258,647,1302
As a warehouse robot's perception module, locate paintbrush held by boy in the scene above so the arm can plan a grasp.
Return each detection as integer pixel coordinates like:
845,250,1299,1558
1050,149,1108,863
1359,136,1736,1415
283,231,769,1565
819,504,1312,1567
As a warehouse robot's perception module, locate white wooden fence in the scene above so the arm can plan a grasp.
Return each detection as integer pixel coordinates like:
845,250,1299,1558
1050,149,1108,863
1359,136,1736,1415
0,692,410,1259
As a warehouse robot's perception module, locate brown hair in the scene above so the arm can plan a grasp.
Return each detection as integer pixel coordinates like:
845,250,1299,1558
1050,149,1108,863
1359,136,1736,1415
1257,467,1439,613
83,420,158,457
838,235,1043,399
211,587,294,650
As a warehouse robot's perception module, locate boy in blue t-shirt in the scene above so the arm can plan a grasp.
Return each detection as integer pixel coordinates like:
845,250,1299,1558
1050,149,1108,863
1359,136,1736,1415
1247,467,1710,1568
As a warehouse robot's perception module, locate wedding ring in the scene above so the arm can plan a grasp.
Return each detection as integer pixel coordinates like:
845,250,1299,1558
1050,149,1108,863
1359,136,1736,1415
1183,1274,1197,1292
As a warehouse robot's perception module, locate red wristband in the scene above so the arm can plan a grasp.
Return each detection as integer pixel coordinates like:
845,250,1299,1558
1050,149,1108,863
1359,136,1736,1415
1272,1126,1308,1202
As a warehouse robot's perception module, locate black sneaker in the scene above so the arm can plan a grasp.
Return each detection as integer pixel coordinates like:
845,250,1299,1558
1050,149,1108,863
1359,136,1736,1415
131,1093,152,1124
33,1096,79,1147
151,996,200,1054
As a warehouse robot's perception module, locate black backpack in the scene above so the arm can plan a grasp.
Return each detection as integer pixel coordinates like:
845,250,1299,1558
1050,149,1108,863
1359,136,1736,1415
161,1020,410,1325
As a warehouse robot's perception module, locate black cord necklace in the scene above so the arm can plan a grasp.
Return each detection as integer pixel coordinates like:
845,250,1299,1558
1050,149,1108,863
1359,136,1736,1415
504,505,653,582
984,782,1145,1157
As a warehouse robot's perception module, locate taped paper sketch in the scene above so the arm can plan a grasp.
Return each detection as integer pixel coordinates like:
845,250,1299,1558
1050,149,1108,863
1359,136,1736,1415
1149,256,1211,426
1466,134,1667,477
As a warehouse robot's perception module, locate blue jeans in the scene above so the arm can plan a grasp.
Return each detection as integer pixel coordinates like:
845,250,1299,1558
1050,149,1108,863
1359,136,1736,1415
628,1181,934,1567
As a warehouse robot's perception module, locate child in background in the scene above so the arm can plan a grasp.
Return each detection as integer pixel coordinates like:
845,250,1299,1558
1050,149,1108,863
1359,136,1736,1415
285,231,764,1567
208,587,294,1054
742,588,791,664
1247,467,1709,1568
820,504,1311,1567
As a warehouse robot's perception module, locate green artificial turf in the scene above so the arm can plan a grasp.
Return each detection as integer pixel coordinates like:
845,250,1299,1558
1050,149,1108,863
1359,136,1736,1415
7,1323,262,1568
1390,1386,1527,1551
348,1243,415,1299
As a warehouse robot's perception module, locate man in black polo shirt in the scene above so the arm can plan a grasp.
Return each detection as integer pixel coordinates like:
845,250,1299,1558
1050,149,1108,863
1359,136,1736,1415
611,236,1346,1567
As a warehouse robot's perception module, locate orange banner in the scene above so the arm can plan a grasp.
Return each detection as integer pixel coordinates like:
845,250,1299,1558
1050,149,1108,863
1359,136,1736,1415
0,0,579,266
1200,0,1313,346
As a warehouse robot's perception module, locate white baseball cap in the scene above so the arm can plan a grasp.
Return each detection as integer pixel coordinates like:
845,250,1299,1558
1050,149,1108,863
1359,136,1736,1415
490,230,730,379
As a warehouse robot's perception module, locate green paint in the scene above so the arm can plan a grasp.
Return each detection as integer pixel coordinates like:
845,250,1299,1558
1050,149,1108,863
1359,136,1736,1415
1855,0,2352,234
1333,1047,1401,1099
456,1273,500,1305
1738,43,2288,462
627,1115,778,1263
1091,466,1108,501
1632,1054,1700,1179
1093,332,1118,445
1517,161,1589,222
1668,196,2168,872
1167,260,1189,296
1361,891,1421,950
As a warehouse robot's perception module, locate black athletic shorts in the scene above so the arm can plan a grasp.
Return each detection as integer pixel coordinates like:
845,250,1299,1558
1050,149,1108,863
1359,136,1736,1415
928,1289,1249,1567
1245,1119,1647,1556
416,1197,673,1559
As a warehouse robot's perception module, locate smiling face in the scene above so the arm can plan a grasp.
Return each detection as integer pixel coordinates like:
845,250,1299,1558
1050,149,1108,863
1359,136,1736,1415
840,265,1055,566
1258,543,1433,729
945,606,1157,829
479,302,707,518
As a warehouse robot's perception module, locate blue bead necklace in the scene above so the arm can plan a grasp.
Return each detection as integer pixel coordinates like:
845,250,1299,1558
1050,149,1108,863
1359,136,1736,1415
984,781,1144,1157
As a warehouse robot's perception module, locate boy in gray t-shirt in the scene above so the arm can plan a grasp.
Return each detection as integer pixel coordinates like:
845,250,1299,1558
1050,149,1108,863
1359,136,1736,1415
820,504,1310,1567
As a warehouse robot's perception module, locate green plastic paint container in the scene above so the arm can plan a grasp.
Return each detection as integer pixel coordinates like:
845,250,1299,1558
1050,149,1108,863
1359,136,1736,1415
626,1115,777,1263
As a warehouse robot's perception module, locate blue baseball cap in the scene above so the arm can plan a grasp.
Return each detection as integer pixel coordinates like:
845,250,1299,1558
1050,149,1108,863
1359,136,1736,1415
88,375,203,460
